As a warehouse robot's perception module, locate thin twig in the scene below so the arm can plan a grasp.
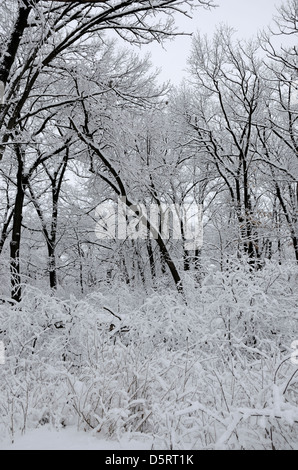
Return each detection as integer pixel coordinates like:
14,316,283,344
103,306,122,322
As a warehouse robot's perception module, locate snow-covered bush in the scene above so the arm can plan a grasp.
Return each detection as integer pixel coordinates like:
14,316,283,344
0,261,298,449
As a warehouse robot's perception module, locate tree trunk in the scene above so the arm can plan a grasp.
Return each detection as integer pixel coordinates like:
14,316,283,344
47,242,57,290
147,239,156,280
10,155,26,302
0,3,31,87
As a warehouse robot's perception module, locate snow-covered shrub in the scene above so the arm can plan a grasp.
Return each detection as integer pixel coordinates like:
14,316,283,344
197,260,298,359
0,262,298,449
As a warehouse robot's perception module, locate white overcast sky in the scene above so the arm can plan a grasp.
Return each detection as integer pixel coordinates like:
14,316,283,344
137,0,288,85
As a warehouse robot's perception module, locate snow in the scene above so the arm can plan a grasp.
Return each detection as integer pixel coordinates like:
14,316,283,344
0,427,152,450
1,265,298,450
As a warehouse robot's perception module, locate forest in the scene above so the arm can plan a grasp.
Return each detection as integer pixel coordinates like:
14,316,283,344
0,0,298,450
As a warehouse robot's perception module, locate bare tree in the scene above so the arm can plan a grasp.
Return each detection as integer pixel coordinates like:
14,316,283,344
187,27,269,265
257,0,298,262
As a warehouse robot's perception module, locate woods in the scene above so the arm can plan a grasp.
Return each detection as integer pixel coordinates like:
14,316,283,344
0,0,298,450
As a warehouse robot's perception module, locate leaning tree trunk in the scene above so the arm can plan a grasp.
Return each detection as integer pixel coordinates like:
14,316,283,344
0,3,31,88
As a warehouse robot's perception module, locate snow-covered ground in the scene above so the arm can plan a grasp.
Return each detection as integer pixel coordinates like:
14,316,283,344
0,427,152,450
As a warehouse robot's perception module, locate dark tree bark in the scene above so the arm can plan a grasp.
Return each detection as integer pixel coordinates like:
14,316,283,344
10,147,27,303
147,239,156,280
0,2,32,88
